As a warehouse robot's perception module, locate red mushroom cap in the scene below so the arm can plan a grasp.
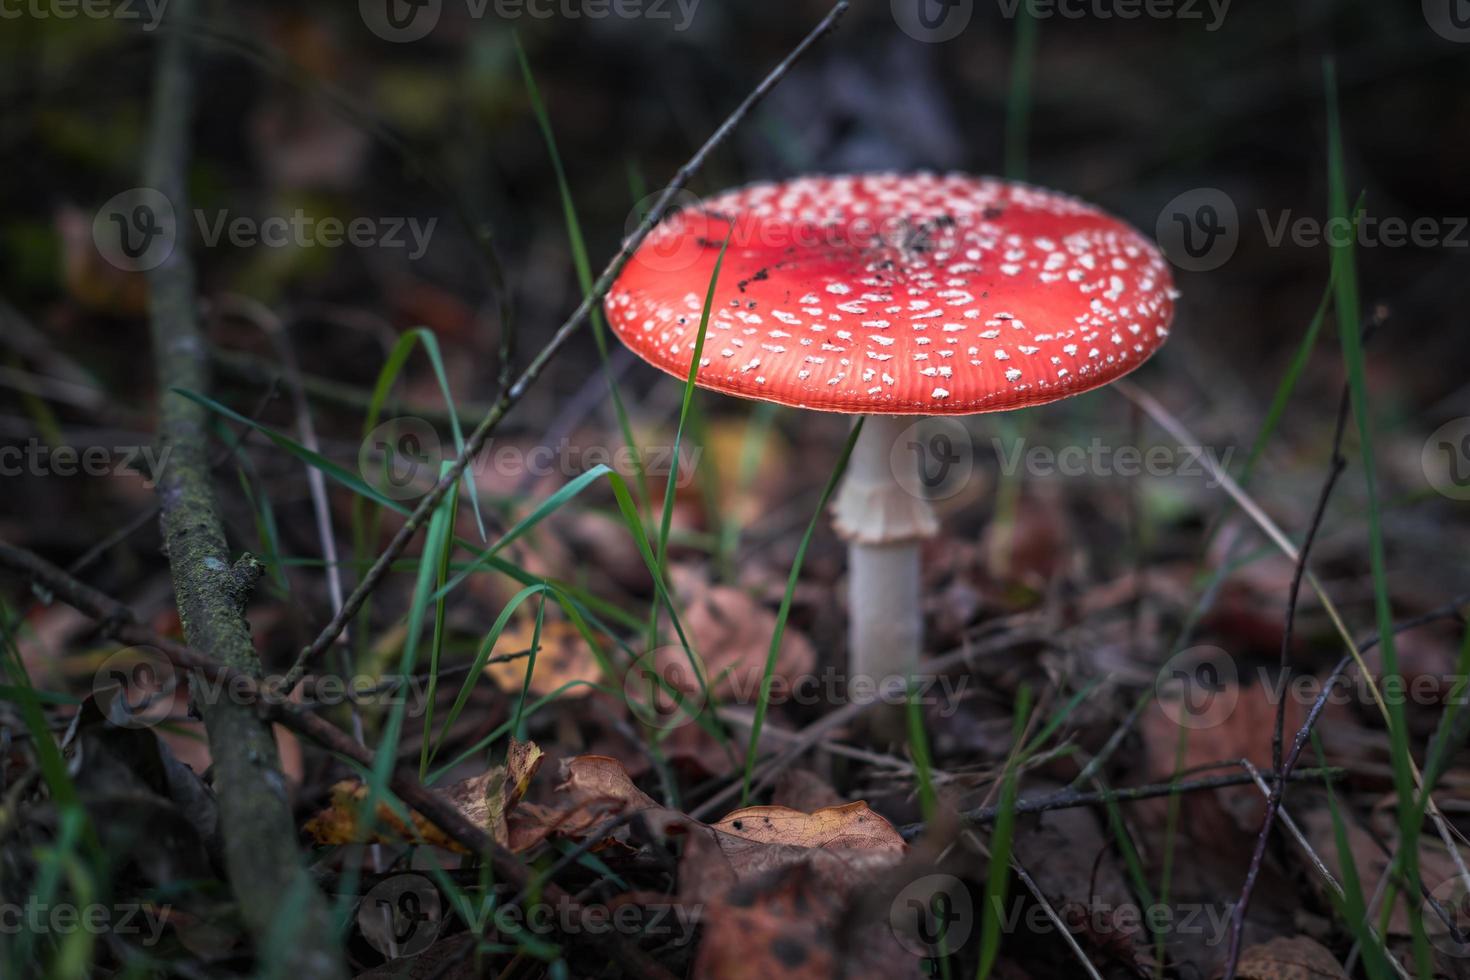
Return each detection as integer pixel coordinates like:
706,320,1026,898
605,173,1177,415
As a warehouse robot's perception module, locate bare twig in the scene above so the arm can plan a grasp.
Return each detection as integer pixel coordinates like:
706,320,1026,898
277,0,851,694
896,766,1341,840
1226,375,1352,978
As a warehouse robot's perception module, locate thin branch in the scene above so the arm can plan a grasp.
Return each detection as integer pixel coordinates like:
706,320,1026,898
1226,378,1352,978
896,766,1341,840
277,0,851,693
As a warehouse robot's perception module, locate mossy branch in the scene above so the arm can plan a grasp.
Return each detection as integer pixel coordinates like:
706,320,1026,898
142,6,345,974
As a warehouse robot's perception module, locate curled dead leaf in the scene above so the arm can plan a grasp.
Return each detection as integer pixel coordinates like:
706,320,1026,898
303,738,544,852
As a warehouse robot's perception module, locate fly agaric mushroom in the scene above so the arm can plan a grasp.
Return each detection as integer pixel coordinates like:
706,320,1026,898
605,173,1175,732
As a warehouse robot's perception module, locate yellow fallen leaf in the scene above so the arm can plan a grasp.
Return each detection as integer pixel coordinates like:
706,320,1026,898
484,618,603,698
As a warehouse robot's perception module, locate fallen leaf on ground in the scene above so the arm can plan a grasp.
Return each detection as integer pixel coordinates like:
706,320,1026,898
661,567,816,707
303,738,544,852
484,617,604,698
1225,935,1347,980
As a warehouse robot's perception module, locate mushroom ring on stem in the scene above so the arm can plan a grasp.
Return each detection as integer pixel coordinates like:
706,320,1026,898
605,172,1176,737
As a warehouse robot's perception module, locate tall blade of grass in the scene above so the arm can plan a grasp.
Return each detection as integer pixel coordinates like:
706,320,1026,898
515,36,650,515
740,419,864,804
640,225,732,652
234,461,290,595
1324,59,1430,975
418,468,462,780
363,460,459,831
906,679,939,824
351,327,489,678
654,228,730,583
1156,724,1190,978
514,591,548,740
1004,2,1039,180
1019,678,1098,762
373,328,485,537
977,685,1032,980
1316,733,1394,980
426,581,548,767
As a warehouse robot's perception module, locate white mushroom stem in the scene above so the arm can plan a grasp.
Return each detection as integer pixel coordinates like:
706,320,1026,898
831,414,939,718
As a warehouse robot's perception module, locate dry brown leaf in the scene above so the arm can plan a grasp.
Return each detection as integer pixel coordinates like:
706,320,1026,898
711,801,907,851
303,738,544,852
484,617,603,698
693,862,838,980
1226,936,1347,980
1301,806,1465,936
662,568,816,705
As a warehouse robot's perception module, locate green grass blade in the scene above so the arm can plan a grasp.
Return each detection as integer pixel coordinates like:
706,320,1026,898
418,468,462,780
655,227,730,581
1324,58,1430,976
906,679,938,824
977,685,1032,980
1004,2,1039,180
362,460,458,833
515,35,650,515
739,419,864,804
